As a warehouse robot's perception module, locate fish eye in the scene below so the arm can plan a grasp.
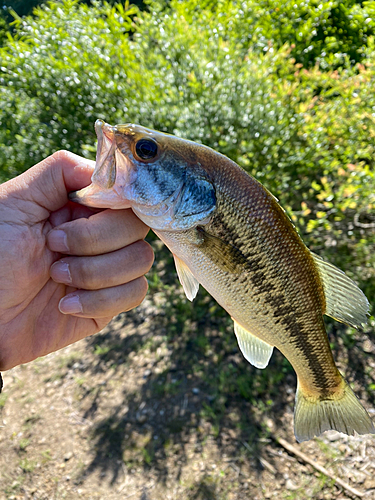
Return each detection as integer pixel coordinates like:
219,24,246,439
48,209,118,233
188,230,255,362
135,138,158,160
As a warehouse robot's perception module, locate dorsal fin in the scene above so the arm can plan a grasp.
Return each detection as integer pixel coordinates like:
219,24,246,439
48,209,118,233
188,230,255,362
233,320,274,369
173,254,199,301
311,252,370,329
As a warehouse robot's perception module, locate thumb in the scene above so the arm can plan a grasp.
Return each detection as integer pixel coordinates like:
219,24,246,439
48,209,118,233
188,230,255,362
14,150,95,213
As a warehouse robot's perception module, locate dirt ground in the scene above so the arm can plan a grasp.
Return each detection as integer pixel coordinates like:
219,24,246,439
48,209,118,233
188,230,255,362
1,243,375,500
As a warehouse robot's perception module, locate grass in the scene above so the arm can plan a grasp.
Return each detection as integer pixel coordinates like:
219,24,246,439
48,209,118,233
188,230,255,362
18,458,36,473
57,351,82,370
3,474,26,496
187,475,218,500
315,439,342,460
122,430,154,467
70,459,87,485
153,377,182,397
43,371,65,383
282,472,337,499
0,392,8,408
74,376,87,387
93,344,112,356
18,438,30,451
40,449,52,464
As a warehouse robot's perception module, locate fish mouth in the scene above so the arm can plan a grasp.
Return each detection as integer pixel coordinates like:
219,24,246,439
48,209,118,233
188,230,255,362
69,119,133,209
68,183,131,208
92,119,117,189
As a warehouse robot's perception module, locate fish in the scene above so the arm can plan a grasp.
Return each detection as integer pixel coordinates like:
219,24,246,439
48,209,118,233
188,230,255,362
70,119,374,442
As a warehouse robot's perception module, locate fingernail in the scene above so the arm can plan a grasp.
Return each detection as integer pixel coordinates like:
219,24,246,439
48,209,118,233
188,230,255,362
59,295,83,314
51,261,72,284
48,230,69,252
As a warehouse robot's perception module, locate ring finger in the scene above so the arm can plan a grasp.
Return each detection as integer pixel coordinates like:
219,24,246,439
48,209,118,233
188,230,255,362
50,240,154,290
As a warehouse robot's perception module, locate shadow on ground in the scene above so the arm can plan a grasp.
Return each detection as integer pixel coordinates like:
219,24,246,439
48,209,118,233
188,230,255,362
69,240,375,493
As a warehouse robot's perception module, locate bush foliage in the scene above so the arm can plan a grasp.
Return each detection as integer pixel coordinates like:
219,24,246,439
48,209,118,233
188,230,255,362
0,0,374,302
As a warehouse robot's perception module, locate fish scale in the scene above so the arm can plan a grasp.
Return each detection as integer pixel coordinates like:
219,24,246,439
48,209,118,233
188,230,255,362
70,119,374,442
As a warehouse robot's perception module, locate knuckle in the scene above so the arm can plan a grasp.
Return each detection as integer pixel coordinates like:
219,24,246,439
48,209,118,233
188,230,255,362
135,241,155,271
0,355,8,371
74,260,94,288
136,221,151,240
69,220,100,256
135,276,149,302
124,277,148,311
80,222,99,250
51,150,75,163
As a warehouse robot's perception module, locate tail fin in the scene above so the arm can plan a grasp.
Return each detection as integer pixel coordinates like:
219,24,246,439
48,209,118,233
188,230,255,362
294,378,375,442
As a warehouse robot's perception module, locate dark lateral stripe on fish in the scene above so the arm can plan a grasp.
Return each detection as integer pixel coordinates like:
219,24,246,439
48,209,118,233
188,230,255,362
207,214,281,296
275,307,336,394
206,215,268,264
265,283,335,392
196,227,248,274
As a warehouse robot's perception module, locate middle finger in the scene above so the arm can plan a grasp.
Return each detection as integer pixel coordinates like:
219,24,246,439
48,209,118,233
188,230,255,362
47,208,149,256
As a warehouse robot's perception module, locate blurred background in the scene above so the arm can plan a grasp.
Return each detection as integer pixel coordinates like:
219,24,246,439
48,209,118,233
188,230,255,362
1,1,375,499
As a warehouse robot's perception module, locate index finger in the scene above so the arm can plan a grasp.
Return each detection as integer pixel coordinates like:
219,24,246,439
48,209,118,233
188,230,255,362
13,150,96,212
47,208,150,256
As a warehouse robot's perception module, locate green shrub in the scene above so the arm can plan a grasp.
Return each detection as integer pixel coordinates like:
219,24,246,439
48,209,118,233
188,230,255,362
0,8,10,47
247,0,375,68
2,1,47,18
170,0,375,68
0,0,141,179
0,0,374,302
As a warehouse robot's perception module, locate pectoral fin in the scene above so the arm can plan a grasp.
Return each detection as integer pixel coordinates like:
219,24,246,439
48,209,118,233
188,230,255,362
173,254,200,301
196,227,248,274
233,320,274,369
311,252,370,328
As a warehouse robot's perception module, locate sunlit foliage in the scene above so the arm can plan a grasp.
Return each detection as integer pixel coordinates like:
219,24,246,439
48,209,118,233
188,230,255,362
0,0,374,300
179,0,375,67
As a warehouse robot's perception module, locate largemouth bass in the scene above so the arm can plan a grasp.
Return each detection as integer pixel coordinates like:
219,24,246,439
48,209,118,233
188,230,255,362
70,119,374,442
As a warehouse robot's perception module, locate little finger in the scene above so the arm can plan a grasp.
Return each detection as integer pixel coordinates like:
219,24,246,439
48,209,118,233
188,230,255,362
58,277,149,318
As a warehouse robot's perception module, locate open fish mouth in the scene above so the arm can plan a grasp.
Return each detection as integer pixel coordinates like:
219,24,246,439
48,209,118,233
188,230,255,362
92,119,117,189
69,120,132,209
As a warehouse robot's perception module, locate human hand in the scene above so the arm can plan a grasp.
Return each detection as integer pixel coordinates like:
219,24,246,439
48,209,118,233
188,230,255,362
0,151,154,371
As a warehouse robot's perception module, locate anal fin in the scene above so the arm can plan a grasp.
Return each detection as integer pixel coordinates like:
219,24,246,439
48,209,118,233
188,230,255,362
233,320,273,369
173,254,199,301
